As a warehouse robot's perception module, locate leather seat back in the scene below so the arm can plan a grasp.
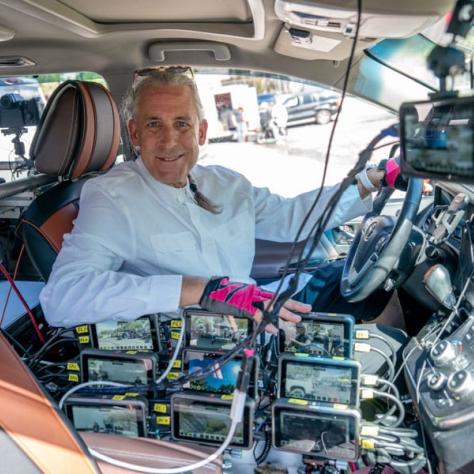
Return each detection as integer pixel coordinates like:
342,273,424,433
18,80,120,280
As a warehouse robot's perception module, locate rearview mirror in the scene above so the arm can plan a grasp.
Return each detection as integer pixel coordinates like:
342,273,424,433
399,95,474,183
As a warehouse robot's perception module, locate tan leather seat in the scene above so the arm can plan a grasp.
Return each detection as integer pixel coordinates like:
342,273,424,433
81,433,222,474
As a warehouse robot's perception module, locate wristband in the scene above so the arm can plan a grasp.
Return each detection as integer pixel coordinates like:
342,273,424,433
356,164,379,193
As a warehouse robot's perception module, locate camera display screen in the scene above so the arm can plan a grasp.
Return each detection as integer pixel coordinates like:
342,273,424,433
280,358,358,405
275,410,357,460
173,397,249,447
70,404,145,437
186,312,251,351
280,319,350,357
95,318,155,351
184,350,241,395
401,97,474,181
86,357,150,385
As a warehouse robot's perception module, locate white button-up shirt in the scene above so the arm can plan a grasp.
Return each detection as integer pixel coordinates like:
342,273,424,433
40,158,371,327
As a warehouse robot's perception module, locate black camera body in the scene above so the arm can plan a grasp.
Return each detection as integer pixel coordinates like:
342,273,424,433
0,93,41,129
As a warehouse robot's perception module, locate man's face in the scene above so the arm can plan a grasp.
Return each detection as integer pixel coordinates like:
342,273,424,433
128,84,208,187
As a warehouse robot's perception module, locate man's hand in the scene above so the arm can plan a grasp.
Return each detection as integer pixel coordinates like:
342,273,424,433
199,277,311,334
378,156,408,191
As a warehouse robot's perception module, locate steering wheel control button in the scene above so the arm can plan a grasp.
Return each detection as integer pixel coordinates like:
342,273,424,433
447,370,473,400
430,340,459,367
428,371,447,391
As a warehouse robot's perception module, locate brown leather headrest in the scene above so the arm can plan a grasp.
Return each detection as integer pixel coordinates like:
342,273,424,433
30,80,120,179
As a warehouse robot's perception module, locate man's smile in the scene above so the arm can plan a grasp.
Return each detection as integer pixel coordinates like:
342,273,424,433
156,154,183,162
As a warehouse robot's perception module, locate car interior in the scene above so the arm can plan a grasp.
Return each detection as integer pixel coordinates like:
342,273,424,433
0,0,473,473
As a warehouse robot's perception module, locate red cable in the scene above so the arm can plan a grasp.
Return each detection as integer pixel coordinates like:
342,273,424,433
0,260,45,344
0,245,24,326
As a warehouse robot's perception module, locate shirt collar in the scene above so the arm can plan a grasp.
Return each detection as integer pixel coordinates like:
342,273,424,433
135,157,194,202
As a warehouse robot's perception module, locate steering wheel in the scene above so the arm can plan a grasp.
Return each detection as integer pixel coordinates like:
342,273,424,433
340,177,423,302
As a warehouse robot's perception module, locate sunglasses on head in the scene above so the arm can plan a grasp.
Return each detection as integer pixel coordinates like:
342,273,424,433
133,66,194,82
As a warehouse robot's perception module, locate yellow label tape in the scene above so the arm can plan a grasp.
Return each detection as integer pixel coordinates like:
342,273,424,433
288,398,308,406
156,416,170,425
68,373,79,382
220,394,234,401
171,320,182,328
173,360,182,369
75,325,89,334
166,372,180,380
153,403,168,414
78,336,90,344
361,439,375,450
112,395,126,401
171,331,181,340
67,362,80,371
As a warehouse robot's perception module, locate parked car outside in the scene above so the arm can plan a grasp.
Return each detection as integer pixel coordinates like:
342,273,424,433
283,90,341,126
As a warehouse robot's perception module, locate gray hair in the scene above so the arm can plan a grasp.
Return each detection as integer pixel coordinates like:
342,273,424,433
122,68,205,123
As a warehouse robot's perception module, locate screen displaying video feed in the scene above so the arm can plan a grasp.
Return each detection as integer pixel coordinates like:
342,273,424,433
95,318,154,351
87,357,149,385
187,312,250,351
402,98,474,180
71,404,144,437
276,411,356,461
281,320,347,357
185,351,240,394
175,399,245,446
282,360,355,405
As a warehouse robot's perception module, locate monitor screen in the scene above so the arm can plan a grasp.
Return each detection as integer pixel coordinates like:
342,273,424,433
187,312,250,351
281,359,357,405
87,357,149,385
95,318,154,351
282,320,347,357
173,398,247,447
276,410,357,461
71,404,144,437
185,351,240,394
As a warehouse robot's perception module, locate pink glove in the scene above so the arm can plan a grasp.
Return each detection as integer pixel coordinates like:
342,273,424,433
379,156,408,191
199,277,274,319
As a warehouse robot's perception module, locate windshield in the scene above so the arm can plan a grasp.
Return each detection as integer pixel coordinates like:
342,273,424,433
350,18,474,111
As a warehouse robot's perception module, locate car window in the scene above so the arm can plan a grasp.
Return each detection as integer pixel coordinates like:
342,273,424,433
195,70,396,198
0,72,108,184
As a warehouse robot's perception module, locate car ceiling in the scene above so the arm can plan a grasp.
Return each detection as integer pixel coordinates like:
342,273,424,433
0,0,456,101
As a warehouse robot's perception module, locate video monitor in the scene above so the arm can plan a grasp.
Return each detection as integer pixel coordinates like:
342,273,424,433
183,350,256,397
172,394,254,448
65,400,147,437
279,313,354,358
184,309,252,352
91,316,159,351
400,95,474,183
279,356,360,406
81,349,156,386
273,403,360,461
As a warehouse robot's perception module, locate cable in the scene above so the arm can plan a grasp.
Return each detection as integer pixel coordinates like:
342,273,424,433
362,389,405,427
0,244,24,327
368,333,397,370
87,361,250,473
371,346,395,382
156,314,184,385
355,342,395,382
0,261,45,344
59,381,129,410
252,0,365,340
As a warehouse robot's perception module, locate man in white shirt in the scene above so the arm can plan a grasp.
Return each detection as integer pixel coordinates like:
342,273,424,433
40,69,395,334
